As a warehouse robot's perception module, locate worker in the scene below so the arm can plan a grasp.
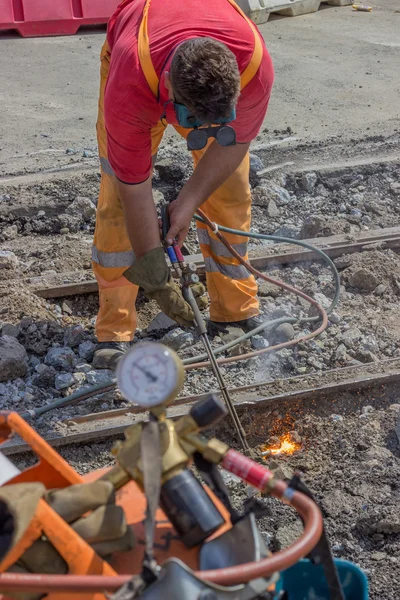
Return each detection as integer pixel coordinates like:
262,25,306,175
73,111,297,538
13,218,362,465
92,0,274,369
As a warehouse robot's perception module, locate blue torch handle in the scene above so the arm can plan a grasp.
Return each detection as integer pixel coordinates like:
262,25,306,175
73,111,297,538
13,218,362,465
167,245,178,264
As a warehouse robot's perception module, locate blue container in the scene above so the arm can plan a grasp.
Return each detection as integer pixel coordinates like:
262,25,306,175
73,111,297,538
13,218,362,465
277,559,368,599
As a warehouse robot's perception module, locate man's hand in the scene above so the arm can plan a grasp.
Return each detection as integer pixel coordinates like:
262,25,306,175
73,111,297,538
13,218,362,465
124,248,208,325
165,195,197,247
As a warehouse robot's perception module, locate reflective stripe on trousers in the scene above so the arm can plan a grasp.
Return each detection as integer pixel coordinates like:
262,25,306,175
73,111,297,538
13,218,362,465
204,257,250,280
99,157,115,176
92,246,135,269
196,228,248,261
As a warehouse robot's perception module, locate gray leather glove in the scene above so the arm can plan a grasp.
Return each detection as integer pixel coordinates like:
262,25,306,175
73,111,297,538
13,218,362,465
0,481,135,600
124,247,197,327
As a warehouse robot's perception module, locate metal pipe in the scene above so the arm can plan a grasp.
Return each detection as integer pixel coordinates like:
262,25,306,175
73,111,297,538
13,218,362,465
183,286,250,454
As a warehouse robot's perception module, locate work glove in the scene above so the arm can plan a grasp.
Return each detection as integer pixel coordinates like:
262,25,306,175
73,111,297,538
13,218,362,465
124,247,208,327
0,481,135,600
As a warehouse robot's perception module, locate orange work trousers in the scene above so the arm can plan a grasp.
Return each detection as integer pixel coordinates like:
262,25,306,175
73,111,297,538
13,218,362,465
92,43,259,342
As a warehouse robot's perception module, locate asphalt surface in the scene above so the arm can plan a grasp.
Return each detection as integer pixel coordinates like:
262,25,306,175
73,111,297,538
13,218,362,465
0,0,399,177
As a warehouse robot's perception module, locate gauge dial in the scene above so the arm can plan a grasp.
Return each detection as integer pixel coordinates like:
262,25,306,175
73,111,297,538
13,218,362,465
116,342,184,408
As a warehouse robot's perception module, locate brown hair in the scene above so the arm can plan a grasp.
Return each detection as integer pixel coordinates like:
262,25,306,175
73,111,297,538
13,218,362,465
169,38,240,123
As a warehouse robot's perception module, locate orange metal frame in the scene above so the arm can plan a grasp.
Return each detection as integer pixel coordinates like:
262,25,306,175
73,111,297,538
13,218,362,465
0,412,117,599
0,412,228,599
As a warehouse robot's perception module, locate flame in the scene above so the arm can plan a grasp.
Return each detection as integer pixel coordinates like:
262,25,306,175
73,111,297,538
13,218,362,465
262,434,301,456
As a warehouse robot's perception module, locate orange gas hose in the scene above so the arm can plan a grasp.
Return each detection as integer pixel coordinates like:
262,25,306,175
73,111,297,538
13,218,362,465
184,209,328,370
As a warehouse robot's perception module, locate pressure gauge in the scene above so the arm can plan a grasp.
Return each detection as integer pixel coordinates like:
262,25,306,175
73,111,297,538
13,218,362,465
116,342,185,408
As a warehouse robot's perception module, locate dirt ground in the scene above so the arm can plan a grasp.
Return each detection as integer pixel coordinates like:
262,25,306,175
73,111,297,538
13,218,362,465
1,1,400,599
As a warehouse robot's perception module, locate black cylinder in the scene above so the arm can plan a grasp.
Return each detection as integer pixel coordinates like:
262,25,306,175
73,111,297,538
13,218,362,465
189,394,227,430
160,469,225,547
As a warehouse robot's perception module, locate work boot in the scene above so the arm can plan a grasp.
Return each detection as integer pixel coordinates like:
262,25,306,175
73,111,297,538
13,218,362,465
92,342,131,370
207,314,267,338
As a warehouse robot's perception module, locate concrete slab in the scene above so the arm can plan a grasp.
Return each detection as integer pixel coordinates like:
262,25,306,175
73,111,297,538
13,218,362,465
277,0,321,17
236,0,271,24
322,0,352,5
236,0,350,22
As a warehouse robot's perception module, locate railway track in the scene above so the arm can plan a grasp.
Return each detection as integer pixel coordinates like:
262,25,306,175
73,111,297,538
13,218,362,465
3,357,400,456
28,225,400,299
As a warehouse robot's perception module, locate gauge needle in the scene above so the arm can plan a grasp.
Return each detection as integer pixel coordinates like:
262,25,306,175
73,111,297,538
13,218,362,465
136,364,157,383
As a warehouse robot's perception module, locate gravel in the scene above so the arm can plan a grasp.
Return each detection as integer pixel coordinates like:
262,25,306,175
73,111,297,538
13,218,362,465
269,323,295,344
300,171,318,193
85,369,114,385
266,199,280,218
64,324,85,348
1,323,20,338
299,215,324,239
349,269,379,291
45,347,76,370
252,182,291,207
249,153,264,174
0,335,27,382
78,340,96,362
160,328,196,352
33,364,56,388
146,311,176,334
2,225,18,241
251,335,270,350
66,196,96,221
55,372,78,391
0,250,19,269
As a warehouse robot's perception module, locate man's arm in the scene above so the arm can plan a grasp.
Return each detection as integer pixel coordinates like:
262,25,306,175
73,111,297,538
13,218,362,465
118,177,197,327
117,178,161,259
166,141,250,245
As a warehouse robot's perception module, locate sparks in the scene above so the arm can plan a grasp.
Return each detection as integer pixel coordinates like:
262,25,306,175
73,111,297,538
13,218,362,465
262,434,301,456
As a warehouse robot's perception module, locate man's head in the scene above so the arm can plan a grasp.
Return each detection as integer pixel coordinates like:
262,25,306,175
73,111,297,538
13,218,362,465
166,38,240,124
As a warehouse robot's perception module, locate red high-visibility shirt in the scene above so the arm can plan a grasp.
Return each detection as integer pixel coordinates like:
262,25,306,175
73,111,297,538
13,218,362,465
105,0,274,184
